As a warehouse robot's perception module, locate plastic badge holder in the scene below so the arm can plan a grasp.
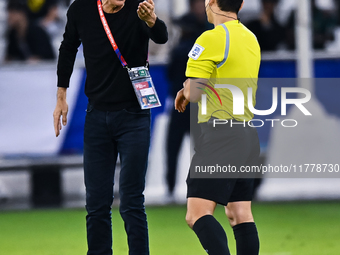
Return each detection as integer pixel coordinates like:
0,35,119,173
128,66,162,110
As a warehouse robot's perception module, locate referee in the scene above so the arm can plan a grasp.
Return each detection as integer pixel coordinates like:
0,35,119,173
175,0,261,255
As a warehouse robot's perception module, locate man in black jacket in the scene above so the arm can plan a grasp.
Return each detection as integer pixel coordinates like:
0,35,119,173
53,0,168,254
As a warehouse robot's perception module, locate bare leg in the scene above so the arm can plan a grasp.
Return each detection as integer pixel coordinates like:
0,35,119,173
225,201,254,227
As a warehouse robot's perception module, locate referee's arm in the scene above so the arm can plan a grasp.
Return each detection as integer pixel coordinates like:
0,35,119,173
176,31,217,113
175,78,207,113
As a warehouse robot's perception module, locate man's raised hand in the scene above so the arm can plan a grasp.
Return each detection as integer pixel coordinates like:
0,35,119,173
137,0,157,27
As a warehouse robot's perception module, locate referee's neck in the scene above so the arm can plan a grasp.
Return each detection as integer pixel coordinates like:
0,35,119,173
212,12,238,27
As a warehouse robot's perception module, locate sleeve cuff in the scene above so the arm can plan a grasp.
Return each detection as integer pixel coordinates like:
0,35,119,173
150,17,162,30
57,75,70,88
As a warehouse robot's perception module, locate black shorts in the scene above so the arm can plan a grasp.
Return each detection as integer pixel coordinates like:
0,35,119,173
187,120,260,206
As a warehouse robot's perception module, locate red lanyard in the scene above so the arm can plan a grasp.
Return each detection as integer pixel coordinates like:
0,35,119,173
97,0,128,67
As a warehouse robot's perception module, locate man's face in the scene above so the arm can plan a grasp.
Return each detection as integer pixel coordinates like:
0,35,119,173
142,98,148,104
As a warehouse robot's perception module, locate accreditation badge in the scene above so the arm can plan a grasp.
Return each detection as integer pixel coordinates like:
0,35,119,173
128,66,161,110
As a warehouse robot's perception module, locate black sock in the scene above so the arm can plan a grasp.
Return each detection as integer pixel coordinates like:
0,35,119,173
192,215,230,255
233,222,259,255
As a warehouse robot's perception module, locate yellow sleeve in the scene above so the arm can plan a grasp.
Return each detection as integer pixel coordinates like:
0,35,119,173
185,30,225,79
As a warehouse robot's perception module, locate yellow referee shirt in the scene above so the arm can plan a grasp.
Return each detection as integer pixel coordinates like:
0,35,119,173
186,20,261,123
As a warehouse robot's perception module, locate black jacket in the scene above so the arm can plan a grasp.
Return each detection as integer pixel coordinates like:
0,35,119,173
57,0,168,111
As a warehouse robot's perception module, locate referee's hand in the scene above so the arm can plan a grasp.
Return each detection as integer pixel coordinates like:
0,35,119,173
175,88,189,113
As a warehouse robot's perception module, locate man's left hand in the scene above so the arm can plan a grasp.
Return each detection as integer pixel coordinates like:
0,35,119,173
137,0,157,28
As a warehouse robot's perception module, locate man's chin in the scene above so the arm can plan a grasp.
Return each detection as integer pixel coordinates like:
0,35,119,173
109,0,125,6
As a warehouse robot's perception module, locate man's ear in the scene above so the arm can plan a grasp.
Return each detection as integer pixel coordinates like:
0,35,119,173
239,1,244,12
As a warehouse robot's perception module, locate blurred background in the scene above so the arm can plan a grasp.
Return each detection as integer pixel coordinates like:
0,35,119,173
0,0,339,212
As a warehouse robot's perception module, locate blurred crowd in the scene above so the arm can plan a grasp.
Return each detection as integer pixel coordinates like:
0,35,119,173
245,0,338,51
1,0,340,64
3,0,70,62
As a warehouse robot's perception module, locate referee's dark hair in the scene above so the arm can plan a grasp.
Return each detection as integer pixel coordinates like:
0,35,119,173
217,0,243,14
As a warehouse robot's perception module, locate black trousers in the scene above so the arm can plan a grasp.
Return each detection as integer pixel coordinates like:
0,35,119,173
84,104,151,255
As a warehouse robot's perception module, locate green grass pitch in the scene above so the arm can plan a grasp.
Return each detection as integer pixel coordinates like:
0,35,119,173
0,202,339,255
